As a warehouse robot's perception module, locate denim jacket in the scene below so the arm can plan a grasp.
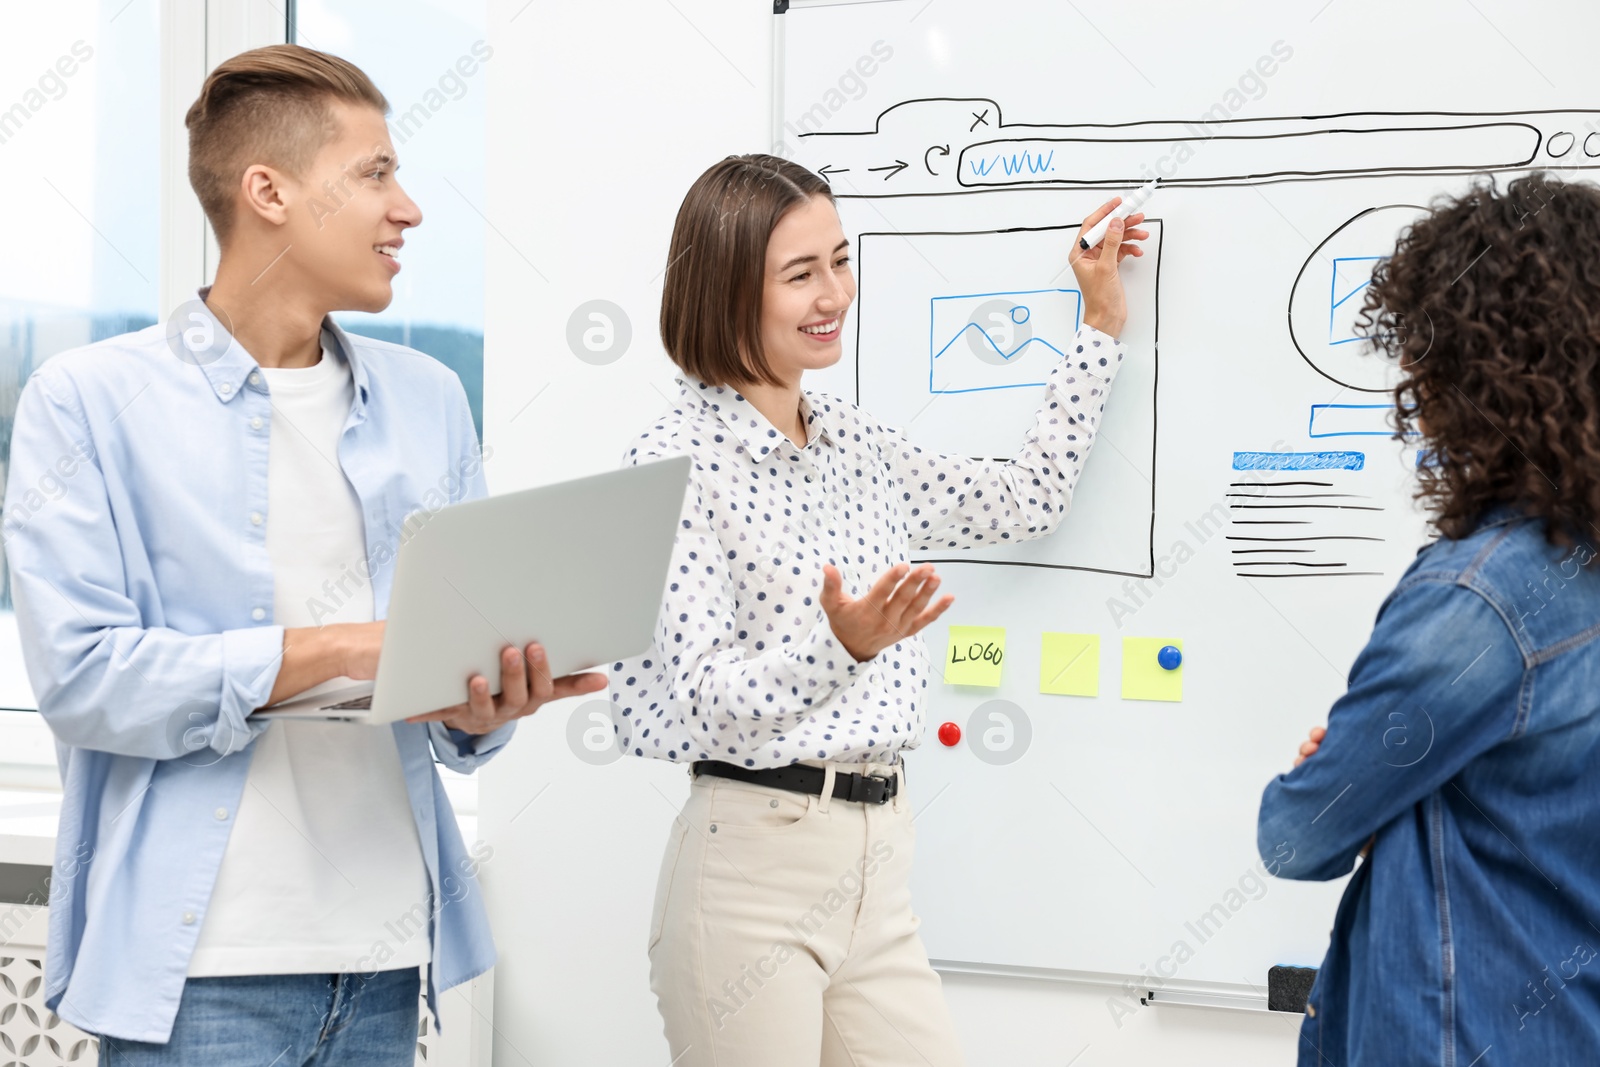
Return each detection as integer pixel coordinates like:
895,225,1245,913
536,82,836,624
1258,510,1600,1066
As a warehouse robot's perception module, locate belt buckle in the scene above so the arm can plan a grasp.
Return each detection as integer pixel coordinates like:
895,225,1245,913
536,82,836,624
845,772,890,805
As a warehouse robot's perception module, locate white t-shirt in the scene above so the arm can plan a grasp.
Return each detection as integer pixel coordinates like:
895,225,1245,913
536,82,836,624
189,338,433,976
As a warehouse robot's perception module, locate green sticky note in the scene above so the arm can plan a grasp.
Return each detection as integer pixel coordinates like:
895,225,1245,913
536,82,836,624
944,626,1006,687
1121,638,1183,702
1040,633,1100,696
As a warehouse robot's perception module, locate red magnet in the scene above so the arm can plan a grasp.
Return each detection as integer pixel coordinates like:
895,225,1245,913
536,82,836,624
938,721,962,747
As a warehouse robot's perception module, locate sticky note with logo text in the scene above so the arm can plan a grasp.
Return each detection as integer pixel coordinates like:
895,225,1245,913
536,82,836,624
945,626,1006,687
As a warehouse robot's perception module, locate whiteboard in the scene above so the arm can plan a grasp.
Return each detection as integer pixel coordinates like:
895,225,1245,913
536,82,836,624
778,0,1600,992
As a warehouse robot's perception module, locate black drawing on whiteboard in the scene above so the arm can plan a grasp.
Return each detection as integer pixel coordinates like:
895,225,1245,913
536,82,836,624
795,98,1597,197
1287,205,1430,393
852,221,1163,578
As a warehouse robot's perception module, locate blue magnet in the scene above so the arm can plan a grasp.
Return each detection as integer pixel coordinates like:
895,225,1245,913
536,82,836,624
1157,645,1182,671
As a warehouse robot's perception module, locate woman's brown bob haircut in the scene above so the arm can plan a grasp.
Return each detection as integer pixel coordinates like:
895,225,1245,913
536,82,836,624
1359,172,1600,545
660,154,834,388
185,44,390,246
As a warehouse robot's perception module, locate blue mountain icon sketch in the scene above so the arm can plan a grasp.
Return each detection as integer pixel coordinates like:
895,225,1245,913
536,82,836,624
932,322,1066,362
928,288,1081,394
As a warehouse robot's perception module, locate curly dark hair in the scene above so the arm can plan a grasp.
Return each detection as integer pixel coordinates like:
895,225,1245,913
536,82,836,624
1359,172,1600,544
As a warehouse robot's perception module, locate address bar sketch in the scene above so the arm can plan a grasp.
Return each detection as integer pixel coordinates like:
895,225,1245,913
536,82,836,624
959,124,1540,187
796,99,1600,195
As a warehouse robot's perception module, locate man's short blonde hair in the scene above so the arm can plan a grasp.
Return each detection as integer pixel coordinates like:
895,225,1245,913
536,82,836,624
184,44,389,244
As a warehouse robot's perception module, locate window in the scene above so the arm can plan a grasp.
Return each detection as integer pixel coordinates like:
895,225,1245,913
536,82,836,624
291,0,488,436
0,3,161,721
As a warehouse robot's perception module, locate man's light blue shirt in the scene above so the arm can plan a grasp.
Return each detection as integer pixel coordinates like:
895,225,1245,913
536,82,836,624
1,290,511,1043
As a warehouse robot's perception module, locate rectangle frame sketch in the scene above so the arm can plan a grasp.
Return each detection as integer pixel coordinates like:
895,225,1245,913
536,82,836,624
928,286,1082,394
848,219,1162,579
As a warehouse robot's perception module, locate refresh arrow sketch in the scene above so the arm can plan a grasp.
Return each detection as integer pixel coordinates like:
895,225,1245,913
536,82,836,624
924,144,951,175
868,159,909,180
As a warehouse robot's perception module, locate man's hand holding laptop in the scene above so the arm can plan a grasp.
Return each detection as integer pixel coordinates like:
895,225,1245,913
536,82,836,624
265,622,607,733
405,641,608,733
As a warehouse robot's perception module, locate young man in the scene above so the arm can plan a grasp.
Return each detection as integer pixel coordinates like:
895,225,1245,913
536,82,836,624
2,45,604,1063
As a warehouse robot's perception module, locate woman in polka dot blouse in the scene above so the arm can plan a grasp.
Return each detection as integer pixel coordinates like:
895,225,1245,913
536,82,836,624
612,155,1145,1066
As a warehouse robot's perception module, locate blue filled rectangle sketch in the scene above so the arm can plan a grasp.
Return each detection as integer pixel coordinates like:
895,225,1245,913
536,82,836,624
929,288,1082,394
1233,451,1367,472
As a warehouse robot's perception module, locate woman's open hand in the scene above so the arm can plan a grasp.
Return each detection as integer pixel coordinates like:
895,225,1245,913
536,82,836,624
820,562,954,663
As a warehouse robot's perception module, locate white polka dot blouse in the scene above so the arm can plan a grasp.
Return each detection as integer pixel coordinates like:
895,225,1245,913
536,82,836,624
610,324,1126,769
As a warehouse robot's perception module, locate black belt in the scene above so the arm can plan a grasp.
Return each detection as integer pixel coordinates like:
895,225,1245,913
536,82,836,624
693,760,899,805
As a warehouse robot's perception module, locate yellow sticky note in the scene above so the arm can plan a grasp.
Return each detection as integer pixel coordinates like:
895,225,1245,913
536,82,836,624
944,626,1006,687
1040,633,1100,696
1121,638,1183,702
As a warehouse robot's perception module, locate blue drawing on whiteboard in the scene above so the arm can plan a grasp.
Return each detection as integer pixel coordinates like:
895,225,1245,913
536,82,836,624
1318,403,1395,435
1233,451,1366,471
967,149,1057,178
1329,256,1385,345
1307,403,1421,438
929,288,1082,395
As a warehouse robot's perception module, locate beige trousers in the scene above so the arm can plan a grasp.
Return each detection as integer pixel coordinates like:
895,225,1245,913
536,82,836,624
648,760,965,1067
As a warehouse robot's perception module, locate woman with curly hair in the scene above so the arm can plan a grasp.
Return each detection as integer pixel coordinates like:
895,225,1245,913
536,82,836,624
1258,172,1600,1065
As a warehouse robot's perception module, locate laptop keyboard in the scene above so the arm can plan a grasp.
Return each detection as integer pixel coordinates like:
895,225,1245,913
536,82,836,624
322,695,374,711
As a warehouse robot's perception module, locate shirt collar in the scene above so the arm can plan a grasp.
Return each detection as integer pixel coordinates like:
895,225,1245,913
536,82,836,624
1474,502,1537,533
679,375,839,460
187,286,370,409
800,392,845,449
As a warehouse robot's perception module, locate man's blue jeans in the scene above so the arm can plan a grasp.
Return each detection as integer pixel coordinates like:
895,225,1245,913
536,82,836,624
96,969,419,1066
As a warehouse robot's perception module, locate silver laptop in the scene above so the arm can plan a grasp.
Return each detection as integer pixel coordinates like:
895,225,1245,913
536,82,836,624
258,455,691,724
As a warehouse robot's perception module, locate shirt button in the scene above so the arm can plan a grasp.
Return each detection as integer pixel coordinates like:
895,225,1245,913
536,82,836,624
251,607,266,621
250,416,264,430
182,912,197,925
219,383,233,396
249,372,262,386
249,511,263,526
214,807,229,820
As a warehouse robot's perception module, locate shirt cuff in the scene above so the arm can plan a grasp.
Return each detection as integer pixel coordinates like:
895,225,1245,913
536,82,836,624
1066,325,1126,385
803,615,865,694
434,721,517,765
218,624,285,755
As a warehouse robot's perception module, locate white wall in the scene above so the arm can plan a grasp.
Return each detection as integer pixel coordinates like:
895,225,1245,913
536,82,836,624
481,1,1299,1063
